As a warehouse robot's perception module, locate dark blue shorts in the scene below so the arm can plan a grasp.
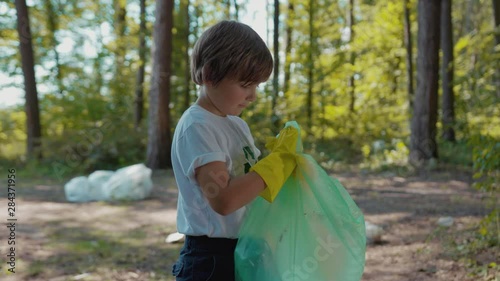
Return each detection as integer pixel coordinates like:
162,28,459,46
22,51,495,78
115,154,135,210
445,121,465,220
172,235,238,281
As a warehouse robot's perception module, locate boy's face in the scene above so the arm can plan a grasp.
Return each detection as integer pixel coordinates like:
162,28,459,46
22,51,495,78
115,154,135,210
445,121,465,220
205,78,259,116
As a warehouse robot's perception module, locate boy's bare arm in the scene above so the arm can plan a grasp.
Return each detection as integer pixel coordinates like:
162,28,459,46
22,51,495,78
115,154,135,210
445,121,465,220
195,161,266,216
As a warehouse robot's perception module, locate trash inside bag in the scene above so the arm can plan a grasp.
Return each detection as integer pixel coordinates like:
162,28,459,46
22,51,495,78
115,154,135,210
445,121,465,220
235,121,366,281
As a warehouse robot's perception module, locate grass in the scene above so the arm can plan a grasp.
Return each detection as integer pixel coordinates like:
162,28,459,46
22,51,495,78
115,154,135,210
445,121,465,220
428,216,499,281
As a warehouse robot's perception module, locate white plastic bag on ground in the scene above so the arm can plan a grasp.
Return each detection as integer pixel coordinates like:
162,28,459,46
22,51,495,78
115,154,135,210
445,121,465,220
64,176,92,202
103,163,153,201
88,170,115,201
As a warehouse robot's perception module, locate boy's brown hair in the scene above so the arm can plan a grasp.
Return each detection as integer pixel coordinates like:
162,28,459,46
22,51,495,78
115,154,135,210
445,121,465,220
191,20,273,87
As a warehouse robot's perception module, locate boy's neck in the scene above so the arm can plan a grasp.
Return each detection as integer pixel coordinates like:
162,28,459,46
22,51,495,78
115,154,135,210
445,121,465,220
196,87,226,117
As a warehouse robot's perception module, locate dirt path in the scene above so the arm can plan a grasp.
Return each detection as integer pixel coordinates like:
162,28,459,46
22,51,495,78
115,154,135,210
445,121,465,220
342,171,492,281
0,169,494,281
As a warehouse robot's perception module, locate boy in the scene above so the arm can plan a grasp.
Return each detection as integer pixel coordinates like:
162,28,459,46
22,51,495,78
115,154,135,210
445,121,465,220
171,20,298,281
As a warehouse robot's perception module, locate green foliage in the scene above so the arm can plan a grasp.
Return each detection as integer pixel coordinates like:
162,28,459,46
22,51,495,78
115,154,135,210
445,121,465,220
464,134,500,279
438,140,473,167
471,135,500,193
478,211,499,244
453,12,500,140
359,139,411,174
437,215,499,280
0,107,26,160
41,120,146,179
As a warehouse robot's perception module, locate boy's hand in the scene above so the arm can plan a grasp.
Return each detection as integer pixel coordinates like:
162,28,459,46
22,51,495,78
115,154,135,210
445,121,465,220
250,126,299,202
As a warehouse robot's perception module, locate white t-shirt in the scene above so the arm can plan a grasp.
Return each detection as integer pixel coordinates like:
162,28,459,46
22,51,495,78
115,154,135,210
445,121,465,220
171,104,261,238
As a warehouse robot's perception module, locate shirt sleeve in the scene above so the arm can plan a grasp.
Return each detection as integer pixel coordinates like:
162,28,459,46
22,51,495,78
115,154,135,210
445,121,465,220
175,123,230,185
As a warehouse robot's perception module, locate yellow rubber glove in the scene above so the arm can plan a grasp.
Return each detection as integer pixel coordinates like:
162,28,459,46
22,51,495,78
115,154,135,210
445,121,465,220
251,126,299,203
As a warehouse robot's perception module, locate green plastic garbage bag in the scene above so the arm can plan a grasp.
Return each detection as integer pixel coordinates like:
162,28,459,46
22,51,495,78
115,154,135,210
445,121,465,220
235,121,366,281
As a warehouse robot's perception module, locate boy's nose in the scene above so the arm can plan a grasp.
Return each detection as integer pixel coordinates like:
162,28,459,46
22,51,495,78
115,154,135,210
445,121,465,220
246,89,257,102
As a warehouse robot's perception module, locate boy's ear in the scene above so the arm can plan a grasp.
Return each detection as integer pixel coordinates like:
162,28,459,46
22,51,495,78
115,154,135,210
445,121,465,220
202,80,213,88
201,65,212,86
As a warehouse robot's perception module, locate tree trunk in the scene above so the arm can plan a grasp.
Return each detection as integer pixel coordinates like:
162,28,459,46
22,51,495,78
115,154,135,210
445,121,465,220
113,0,127,107
464,0,475,34
114,0,127,62
493,0,500,99
224,0,231,19
391,56,402,97
494,0,500,44
271,0,280,133
319,80,326,142
441,0,456,142
283,2,294,99
44,0,64,96
306,0,314,132
134,0,146,128
146,0,173,169
410,0,441,166
15,0,42,160
94,30,105,97
266,0,270,45
403,0,414,112
233,0,239,20
348,0,356,113
183,0,191,112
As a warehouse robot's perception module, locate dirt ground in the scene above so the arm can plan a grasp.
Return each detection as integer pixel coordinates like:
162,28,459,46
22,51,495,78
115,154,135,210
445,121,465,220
0,168,497,281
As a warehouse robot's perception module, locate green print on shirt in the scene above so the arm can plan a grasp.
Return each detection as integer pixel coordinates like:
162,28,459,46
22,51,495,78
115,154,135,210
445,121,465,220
243,146,256,174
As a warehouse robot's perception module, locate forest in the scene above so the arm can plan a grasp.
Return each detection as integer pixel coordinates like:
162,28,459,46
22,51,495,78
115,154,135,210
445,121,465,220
0,0,499,280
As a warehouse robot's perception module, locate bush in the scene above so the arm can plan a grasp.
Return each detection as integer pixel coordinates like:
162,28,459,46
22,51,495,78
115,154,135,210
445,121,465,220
463,134,500,279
